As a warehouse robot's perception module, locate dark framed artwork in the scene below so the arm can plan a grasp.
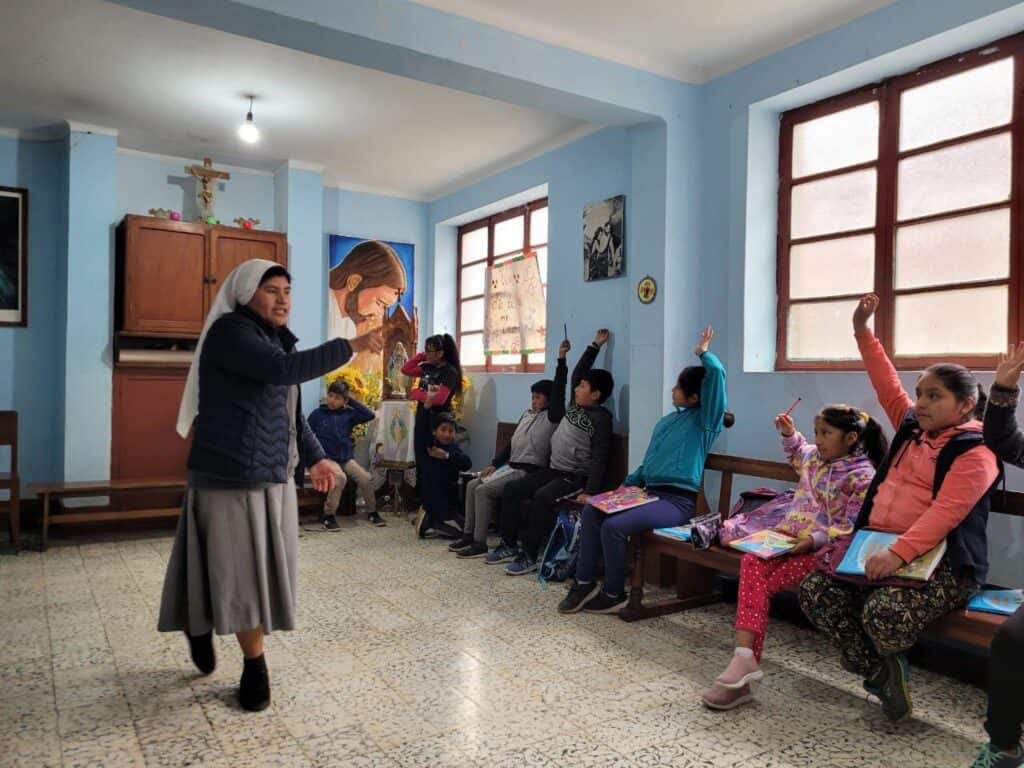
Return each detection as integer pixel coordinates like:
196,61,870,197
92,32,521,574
583,194,625,281
0,186,27,327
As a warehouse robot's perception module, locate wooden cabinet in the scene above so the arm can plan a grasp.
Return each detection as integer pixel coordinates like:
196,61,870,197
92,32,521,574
117,215,287,337
111,368,191,480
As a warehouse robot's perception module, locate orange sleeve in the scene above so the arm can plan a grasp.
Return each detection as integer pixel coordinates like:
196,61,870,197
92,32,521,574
855,327,913,430
889,447,999,563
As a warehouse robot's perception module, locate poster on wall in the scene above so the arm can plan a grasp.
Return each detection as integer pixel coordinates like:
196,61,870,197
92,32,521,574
327,235,414,391
0,186,27,327
484,252,545,356
583,194,625,282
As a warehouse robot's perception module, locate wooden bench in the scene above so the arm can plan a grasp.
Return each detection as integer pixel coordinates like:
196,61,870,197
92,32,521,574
620,452,1012,651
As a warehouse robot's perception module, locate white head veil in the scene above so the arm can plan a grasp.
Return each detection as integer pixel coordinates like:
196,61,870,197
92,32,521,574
176,258,283,438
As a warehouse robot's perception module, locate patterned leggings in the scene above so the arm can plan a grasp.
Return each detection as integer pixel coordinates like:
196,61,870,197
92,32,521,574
798,561,973,676
735,552,819,662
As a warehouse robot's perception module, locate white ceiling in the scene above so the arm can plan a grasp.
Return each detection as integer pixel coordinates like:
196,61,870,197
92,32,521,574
412,0,897,83
0,0,592,199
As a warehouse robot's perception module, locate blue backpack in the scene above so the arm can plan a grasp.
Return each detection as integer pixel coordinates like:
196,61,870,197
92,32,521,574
537,510,580,584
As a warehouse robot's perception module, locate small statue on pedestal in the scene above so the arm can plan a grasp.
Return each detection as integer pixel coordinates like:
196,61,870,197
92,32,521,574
387,341,410,399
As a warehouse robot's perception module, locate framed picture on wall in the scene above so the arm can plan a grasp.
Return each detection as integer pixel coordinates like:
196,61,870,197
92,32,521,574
0,186,27,327
583,194,625,282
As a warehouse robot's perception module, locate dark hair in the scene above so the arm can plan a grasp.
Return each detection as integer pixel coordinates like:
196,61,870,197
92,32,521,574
432,411,457,430
676,366,706,399
328,379,350,398
582,368,614,404
818,405,889,467
328,240,407,294
426,334,463,393
531,379,553,399
259,265,291,285
923,363,987,420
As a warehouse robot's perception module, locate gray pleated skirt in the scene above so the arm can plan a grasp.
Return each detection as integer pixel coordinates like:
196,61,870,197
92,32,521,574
157,479,299,636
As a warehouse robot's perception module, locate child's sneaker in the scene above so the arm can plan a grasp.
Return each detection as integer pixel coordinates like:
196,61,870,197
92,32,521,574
456,542,489,559
971,743,1024,768
714,648,763,690
878,654,912,722
580,591,627,614
486,543,518,565
702,682,753,711
448,536,473,552
321,515,341,532
368,512,387,527
557,581,600,614
505,553,538,576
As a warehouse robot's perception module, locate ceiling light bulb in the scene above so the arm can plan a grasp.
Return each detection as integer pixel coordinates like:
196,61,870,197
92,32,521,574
238,111,259,143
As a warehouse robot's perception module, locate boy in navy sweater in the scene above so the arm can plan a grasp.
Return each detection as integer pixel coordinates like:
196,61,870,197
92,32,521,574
307,380,381,529
414,413,473,539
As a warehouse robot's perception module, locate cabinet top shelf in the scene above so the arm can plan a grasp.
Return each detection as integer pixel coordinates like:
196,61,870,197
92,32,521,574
121,213,285,237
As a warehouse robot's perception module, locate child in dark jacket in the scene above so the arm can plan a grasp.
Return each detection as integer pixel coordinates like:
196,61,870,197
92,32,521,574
307,380,380,530
973,342,1024,768
490,329,613,576
414,413,473,539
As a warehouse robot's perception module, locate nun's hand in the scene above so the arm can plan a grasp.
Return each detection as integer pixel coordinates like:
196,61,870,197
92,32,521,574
310,459,343,493
351,329,384,354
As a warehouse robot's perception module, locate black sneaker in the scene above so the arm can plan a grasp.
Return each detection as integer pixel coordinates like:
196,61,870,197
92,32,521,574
863,662,888,698
878,654,912,722
435,521,463,540
581,591,627,614
368,512,387,527
448,536,473,552
239,654,271,712
185,631,216,675
456,542,489,559
321,515,341,532
557,581,601,614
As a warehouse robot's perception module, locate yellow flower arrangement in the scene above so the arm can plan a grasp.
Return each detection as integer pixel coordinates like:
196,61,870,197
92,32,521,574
323,366,383,441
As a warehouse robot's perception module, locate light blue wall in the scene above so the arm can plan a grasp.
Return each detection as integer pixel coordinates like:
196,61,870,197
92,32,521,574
0,138,65,487
117,151,275,227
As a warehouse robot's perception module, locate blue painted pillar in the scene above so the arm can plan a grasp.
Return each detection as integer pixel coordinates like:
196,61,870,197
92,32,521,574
275,161,326,412
63,124,117,481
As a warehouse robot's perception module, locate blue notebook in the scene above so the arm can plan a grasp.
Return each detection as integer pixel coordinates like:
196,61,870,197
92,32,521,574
835,530,946,582
653,525,692,542
967,589,1024,616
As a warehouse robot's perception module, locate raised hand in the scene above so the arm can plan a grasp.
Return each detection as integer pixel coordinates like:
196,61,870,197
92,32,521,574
558,339,572,359
774,413,795,437
593,329,610,347
852,294,879,331
694,325,714,356
995,342,1024,389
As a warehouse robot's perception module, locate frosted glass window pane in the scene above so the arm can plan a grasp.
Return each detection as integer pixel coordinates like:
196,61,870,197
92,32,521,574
461,263,486,297
895,208,1009,290
528,351,545,365
791,170,876,239
793,102,879,177
461,334,484,366
460,298,484,332
530,207,548,246
492,353,521,366
461,227,488,264
787,300,864,360
494,215,524,255
789,235,874,299
895,286,1007,356
897,133,1010,221
534,247,548,284
900,58,1013,151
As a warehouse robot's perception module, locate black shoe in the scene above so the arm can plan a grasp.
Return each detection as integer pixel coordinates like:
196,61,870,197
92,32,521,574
878,654,912,722
456,542,489,559
448,536,473,552
239,654,271,712
321,515,341,532
581,591,627,614
185,631,215,675
435,521,463,540
557,581,601,614
863,662,888,698
368,512,387,527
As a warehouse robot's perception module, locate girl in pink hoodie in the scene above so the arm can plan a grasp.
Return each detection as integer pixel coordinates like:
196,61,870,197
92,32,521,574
702,405,886,710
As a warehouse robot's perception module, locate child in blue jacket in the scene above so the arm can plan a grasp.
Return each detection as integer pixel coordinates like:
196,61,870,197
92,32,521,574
558,326,727,614
307,380,380,529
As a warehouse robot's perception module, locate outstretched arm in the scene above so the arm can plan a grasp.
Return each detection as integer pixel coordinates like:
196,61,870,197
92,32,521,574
852,295,913,429
986,342,1024,468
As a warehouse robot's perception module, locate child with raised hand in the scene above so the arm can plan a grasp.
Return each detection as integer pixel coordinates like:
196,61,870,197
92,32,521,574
799,294,1000,723
558,326,725,614
970,341,1024,768
701,404,886,710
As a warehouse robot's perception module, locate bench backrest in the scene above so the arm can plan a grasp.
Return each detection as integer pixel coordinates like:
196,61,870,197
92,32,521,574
697,452,1024,521
495,421,629,491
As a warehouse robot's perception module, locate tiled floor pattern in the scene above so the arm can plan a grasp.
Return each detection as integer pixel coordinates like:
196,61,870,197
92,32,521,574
1,517,989,767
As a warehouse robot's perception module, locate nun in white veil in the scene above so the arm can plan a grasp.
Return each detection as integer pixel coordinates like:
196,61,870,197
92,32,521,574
158,258,352,711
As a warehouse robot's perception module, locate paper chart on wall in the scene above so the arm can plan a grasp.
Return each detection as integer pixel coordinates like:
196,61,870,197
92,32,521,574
484,252,546,355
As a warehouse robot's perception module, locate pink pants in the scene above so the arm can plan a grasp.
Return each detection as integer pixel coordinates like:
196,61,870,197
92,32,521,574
735,552,819,661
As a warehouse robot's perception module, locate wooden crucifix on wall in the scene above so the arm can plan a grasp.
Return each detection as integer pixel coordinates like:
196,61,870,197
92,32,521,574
185,157,230,221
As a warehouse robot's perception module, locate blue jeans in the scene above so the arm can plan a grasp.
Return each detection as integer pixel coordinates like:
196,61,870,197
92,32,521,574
575,490,696,596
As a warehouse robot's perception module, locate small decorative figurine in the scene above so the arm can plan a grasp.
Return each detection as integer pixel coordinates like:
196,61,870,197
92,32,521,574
233,217,260,230
387,341,410,398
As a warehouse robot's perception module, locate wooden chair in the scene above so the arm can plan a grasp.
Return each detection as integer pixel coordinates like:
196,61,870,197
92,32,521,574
0,411,20,551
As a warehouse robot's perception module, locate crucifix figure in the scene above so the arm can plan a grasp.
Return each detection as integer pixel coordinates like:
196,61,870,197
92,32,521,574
185,157,231,220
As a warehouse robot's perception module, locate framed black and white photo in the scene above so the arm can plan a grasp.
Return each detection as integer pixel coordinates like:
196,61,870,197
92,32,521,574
0,186,27,327
583,194,625,282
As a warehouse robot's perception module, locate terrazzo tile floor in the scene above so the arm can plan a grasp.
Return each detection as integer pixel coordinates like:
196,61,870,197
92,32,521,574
1,515,990,767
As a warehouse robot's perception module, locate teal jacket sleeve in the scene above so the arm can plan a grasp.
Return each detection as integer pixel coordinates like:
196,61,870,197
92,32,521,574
699,351,727,432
